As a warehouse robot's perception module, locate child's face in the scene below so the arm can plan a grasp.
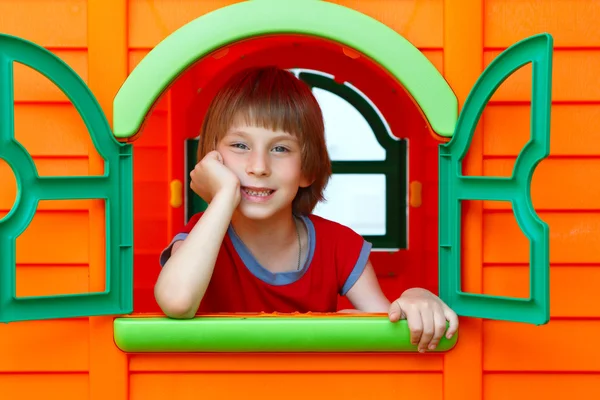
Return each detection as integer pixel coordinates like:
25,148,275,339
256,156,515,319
216,122,311,220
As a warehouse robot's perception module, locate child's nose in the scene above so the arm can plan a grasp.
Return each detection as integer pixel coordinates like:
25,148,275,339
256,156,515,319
246,151,270,176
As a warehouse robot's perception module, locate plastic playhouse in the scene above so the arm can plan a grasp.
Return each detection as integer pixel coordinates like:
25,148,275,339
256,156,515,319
0,0,597,399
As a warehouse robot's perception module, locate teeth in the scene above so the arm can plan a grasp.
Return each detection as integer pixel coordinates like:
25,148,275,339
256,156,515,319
244,188,272,197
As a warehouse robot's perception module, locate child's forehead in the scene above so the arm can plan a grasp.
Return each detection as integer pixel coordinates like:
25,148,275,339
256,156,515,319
225,111,300,138
225,123,298,140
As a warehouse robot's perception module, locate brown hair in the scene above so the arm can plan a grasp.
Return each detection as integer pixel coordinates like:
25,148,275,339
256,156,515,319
197,66,331,215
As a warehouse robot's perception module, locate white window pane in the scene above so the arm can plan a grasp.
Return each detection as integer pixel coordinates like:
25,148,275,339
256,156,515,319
313,88,386,161
313,174,386,236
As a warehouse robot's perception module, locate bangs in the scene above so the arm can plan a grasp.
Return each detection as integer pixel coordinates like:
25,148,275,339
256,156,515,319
231,102,304,138
214,67,319,141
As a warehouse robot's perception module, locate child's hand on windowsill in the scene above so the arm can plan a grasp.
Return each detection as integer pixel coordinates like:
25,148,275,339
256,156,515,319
388,288,459,353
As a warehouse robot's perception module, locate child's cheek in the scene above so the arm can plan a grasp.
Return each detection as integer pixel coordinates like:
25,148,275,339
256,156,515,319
222,155,244,177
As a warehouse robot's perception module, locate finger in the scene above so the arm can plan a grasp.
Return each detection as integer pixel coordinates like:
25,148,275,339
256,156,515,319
418,308,435,352
444,306,460,339
206,150,223,163
388,300,405,322
428,306,448,351
404,308,423,347
191,164,201,180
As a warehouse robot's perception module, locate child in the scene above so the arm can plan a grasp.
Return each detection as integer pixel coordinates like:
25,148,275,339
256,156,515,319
155,66,458,353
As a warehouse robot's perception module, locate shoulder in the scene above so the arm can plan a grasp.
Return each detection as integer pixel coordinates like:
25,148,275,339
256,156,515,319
306,214,362,241
305,214,367,256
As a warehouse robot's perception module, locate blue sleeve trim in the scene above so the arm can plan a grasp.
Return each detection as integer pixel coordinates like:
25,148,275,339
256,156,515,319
340,240,373,295
158,233,189,267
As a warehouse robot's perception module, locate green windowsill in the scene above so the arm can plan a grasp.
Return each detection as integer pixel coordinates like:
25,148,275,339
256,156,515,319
113,316,458,353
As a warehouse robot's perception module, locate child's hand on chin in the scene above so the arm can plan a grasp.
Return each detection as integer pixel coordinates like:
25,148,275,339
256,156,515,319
190,150,241,206
388,288,459,353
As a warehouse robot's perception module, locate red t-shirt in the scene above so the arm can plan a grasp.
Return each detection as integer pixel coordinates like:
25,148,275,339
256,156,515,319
159,213,372,314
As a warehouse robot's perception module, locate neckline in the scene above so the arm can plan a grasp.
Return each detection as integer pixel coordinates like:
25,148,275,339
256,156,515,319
227,215,316,286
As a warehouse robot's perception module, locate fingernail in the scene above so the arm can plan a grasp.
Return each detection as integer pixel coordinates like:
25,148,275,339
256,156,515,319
429,344,436,350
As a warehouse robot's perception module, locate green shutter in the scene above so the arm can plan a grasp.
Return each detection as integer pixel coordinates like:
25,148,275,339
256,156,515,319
439,33,553,325
0,34,133,323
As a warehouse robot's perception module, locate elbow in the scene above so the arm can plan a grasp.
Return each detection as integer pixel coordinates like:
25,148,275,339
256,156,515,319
154,284,198,319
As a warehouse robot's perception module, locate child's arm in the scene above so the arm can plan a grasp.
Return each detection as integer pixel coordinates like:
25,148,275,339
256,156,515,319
154,151,240,319
345,260,459,353
343,260,390,312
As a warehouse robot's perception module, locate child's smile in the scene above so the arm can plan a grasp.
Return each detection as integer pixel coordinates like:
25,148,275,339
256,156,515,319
241,186,276,202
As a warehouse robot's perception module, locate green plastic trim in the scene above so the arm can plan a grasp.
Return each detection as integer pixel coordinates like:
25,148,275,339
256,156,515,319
299,72,407,249
114,317,457,353
439,34,553,325
0,34,134,323
113,0,457,139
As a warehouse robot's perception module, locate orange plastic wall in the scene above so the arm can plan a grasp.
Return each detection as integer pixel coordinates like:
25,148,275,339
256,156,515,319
1,0,599,399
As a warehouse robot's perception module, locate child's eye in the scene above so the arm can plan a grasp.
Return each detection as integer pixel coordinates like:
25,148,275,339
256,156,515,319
272,146,289,153
231,143,248,150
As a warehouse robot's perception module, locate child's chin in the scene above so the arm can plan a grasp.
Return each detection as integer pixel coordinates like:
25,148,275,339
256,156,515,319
237,204,277,220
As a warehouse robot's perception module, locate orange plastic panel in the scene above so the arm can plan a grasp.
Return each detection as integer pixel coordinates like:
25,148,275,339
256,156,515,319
15,211,89,265
482,266,529,299
31,158,91,178
483,320,600,371
484,0,600,48
483,159,600,210
483,105,600,156
484,50,600,102
127,49,149,72
130,372,442,399
14,104,90,156
483,212,600,264
13,51,88,102
0,159,16,217
0,320,88,372
128,0,244,48
0,374,89,399
87,2,132,398
16,266,90,297
483,266,600,318
422,50,444,73
129,353,443,372
0,0,87,47
330,0,443,48
484,374,600,400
